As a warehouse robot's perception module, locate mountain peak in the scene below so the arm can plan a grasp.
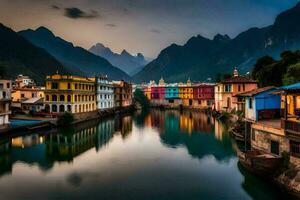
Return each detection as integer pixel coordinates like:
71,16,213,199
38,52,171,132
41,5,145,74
35,26,55,37
121,49,131,56
213,34,231,42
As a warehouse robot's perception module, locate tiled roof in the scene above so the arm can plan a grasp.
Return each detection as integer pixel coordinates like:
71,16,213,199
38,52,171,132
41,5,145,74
221,76,258,84
235,86,276,97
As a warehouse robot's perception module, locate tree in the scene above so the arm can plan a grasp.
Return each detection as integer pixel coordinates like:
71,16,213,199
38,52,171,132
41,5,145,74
283,63,300,85
133,89,149,109
57,112,74,127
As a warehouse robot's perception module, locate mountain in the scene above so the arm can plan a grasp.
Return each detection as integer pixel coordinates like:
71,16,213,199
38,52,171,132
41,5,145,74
0,23,69,84
89,43,149,75
19,27,130,80
134,2,300,83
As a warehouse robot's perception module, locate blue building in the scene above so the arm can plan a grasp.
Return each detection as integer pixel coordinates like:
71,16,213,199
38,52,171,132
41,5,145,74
237,86,281,122
165,84,179,100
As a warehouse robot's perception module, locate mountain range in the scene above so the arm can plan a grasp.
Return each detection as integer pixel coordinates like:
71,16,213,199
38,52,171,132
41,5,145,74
89,43,149,76
134,2,300,83
19,27,131,81
0,23,69,84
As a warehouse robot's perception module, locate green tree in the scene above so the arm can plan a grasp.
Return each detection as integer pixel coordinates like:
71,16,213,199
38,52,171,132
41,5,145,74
133,88,150,109
283,63,300,85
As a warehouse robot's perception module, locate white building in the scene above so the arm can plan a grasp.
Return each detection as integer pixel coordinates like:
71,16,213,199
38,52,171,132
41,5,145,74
15,74,35,88
0,79,12,127
96,76,114,110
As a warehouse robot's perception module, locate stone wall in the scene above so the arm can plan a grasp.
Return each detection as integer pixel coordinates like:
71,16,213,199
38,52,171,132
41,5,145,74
251,128,289,156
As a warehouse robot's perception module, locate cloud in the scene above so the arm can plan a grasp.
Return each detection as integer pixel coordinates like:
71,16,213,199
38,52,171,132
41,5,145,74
51,5,60,10
106,23,117,27
64,7,99,19
150,28,161,34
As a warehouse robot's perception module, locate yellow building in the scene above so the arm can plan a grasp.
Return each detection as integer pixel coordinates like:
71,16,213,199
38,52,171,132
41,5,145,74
214,68,258,112
12,87,44,102
44,74,96,113
179,79,193,106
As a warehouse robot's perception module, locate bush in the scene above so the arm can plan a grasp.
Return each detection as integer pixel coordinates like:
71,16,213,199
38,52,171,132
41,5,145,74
57,112,74,127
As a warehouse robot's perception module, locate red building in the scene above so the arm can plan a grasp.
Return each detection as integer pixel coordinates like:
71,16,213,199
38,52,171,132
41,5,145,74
151,86,165,100
192,83,215,108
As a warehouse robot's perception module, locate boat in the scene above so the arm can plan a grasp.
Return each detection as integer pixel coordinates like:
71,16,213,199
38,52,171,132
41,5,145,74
236,148,283,176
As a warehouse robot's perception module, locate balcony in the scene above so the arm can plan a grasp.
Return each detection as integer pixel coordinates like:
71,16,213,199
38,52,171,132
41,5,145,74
281,118,300,138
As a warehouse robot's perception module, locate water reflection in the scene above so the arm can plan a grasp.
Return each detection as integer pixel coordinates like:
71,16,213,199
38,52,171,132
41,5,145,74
0,110,294,200
0,115,133,176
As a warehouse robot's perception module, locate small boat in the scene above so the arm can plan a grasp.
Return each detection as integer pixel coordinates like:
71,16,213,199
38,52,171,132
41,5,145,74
236,148,283,176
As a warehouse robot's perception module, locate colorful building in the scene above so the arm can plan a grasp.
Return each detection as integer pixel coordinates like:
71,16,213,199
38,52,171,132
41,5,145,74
44,74,97,114
0,79,12,127
237,86,281,122
96,76,114,110
193,83,215,109
214,68,258,112
113,80,132,107
179,79,193,106
165,84,179,100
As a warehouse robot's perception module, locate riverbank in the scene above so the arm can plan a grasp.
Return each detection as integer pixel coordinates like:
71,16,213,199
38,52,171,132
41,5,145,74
0,105,136,136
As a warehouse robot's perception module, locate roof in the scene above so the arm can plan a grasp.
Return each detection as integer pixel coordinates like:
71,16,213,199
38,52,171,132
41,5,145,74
221,76,258,84
235,86,276,97
280,82,300,90
22,97,43,104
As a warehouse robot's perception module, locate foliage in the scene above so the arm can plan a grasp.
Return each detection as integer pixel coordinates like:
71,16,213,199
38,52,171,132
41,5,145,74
57,112,74,127
215,72,232,82
252,50,300,87
283,63,300,85
133,89,150,109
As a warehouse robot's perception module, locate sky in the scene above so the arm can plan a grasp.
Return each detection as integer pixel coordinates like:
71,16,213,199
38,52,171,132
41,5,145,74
0,0,299,58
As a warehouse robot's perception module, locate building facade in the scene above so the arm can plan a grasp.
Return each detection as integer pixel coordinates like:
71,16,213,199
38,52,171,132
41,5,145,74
96,76,114,110
113,80,132,107
193,83,215,109
214,68,258,112
0,79,12,127
44,75,97,114
179,79,193,107
14,75,35,88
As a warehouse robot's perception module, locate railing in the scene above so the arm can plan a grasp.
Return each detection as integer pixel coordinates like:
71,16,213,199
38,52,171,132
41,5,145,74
282,119,300,137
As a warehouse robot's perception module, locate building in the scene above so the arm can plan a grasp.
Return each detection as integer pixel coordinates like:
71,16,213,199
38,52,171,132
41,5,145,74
113,80,132,107
96,76,114,110
14,75,35,88
179,79,193,107
214,68,258,112
0,79,12,127
44,74,97,114
193,83,215,109
237,86,281,122
150,78,166,105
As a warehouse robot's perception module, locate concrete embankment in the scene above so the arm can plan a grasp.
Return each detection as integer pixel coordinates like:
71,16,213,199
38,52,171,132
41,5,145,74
1,105,136,135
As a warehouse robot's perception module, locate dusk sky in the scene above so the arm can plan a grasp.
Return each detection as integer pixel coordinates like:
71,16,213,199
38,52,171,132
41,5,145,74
0,0,299,58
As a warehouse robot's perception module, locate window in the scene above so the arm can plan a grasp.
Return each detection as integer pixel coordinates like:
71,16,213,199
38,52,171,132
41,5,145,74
6,82,10,89
52,105,57,112
238,85,241,92
224,85,231,92
249,97,253,109
51,82,58,89
243,84,245,91
52,95,57,101
67,95,71,102
46,95,49,101
68,83,71,89
75,84,78,89
60,95,65,102
21,93,25,98
271,140,279,155
290,140,300,157
3,91,6,98
32,93,35,98
169,99,174,103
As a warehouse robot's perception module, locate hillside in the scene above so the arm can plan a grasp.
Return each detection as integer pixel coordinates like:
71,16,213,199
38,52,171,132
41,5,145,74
134,2,300,83
0,23,69,84
89,43,148,76
19,27,131,81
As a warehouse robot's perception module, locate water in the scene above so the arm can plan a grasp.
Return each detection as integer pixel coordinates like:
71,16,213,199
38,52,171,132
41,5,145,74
0,110,296,200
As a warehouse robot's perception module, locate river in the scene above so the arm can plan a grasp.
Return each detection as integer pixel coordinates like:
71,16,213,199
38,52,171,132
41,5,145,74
0,110,296,199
